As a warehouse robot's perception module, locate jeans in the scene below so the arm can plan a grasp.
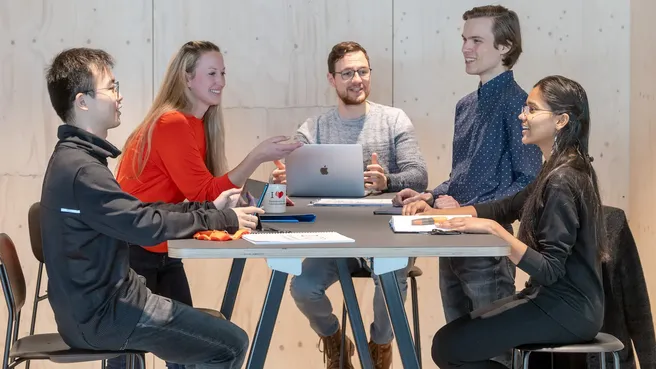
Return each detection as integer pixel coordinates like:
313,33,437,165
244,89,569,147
431,293,597,369
439,255,516,367
117,288,249,369
289,257,411,344
107,246,194,369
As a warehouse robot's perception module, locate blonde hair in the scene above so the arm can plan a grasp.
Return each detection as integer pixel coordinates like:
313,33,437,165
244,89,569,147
120,41,228,178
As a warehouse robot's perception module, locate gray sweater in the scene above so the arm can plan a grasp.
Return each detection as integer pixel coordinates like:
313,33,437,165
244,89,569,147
295,101,428,192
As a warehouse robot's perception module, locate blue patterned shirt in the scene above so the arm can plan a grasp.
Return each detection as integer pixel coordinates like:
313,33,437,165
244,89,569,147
433,70,542,206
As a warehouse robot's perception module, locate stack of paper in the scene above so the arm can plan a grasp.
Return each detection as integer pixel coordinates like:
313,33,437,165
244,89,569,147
242,231,355,245
310,198,394,207
389,215,471,233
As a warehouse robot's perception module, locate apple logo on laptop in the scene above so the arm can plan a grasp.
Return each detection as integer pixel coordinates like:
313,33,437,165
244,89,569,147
320,165,329,175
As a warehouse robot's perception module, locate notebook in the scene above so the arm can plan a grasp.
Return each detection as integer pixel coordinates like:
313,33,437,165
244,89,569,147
389,215,471,233
242,231,355,245
310,198,394,207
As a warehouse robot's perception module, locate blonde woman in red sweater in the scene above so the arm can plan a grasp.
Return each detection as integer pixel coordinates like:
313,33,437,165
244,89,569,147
113,41,301,369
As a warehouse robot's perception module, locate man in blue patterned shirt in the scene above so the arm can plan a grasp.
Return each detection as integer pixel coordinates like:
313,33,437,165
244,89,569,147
395,4,542,366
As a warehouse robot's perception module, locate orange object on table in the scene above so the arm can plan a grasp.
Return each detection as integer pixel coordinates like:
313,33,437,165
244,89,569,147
193,228,251,241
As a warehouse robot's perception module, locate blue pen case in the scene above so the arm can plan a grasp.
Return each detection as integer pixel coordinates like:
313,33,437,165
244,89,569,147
260,214,316,223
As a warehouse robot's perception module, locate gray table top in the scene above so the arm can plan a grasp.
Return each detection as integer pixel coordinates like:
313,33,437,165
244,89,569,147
168,195,509,259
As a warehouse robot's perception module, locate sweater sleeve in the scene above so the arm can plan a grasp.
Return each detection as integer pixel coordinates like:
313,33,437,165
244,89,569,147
386,110,429,192
152,112,237,201
73,164,240,246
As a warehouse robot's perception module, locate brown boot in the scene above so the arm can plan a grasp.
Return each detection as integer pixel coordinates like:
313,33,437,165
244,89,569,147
368,340,393,369
318,328,355,369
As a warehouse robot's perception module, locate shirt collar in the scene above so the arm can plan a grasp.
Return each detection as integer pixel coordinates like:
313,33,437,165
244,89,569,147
477,70,515,99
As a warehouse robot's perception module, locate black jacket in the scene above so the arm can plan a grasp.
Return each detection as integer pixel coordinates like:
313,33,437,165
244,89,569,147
40,125,239,349
475,167,604,339
587,206,656,369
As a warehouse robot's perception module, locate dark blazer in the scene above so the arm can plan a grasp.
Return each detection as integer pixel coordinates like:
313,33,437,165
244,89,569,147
587,206,656,369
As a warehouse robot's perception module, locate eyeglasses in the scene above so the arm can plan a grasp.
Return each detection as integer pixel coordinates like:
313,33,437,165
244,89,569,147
333,67,372,81
522,105,552,116
86,81,120,99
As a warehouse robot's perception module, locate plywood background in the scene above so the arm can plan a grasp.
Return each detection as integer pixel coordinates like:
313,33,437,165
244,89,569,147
0,0,649,368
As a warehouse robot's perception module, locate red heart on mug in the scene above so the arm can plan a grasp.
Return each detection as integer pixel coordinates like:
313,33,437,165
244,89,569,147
275,191,284,198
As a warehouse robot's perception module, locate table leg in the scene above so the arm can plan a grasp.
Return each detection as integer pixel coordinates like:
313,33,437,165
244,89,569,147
220,258,246,320
379,271,420,369
245,269,288,369
336,259,374,369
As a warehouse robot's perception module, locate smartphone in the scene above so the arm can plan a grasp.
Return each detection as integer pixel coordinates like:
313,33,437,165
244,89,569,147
237,180,269,207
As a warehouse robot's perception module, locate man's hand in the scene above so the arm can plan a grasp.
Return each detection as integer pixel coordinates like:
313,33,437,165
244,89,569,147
401,201,433,215
392,188,433,207
435,195,460,209
231,207,265,229
364,153,388,191
213,188,242,210
272,160,286,184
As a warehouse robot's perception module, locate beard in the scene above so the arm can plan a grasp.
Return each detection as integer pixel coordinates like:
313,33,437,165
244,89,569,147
336,86,369,105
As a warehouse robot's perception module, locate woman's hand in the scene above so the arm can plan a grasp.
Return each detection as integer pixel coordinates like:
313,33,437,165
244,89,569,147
437,217,499,234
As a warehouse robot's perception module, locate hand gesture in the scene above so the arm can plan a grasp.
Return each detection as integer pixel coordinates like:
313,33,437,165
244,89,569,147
401,201,432,215
252,136,303,163
392,188,433,207
272,160,287,184
231,207,265,229
364,153,388,191
213,188,242,210
435,195,460,209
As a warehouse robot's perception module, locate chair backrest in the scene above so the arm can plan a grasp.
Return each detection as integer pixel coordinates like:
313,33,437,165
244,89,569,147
0,233,27,314
28,202,44,264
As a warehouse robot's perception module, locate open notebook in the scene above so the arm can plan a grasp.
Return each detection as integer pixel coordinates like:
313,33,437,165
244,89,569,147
389,215,471,233
242,231,355,245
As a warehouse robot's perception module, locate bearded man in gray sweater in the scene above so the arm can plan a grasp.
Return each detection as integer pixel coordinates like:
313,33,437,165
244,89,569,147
272,41,428,369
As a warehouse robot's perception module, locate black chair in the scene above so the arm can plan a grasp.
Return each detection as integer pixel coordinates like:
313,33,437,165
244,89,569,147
0,232,146,369
512,332,624,369
339,263,424,368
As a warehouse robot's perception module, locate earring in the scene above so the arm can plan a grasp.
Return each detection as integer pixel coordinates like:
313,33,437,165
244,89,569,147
552,134,558,154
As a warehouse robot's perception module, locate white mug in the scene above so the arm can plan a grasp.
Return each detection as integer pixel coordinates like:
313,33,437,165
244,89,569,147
262,184,287,213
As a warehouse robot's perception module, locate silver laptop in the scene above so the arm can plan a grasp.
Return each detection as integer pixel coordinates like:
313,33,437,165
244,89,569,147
285,144,365,197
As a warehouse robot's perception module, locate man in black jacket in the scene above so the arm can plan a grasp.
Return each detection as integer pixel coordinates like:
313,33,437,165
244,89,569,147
41,47,262,369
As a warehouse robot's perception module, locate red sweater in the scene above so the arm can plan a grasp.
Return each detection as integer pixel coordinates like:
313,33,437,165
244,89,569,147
117,111,237,253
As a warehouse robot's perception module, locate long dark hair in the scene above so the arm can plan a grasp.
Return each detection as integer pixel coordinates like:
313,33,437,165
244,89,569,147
518,75,608,262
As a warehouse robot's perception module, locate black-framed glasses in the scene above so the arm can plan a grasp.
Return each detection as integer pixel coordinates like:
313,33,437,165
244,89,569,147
334,67,372,81
522,105,552,116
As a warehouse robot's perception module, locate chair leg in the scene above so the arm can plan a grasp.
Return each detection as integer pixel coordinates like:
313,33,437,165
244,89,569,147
522,351,531,369
26,262,45,369
510,349,516,369
410,276,421,368
601,352,606,368
101,359,106,369
340,302,347,369
612,351,620,369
